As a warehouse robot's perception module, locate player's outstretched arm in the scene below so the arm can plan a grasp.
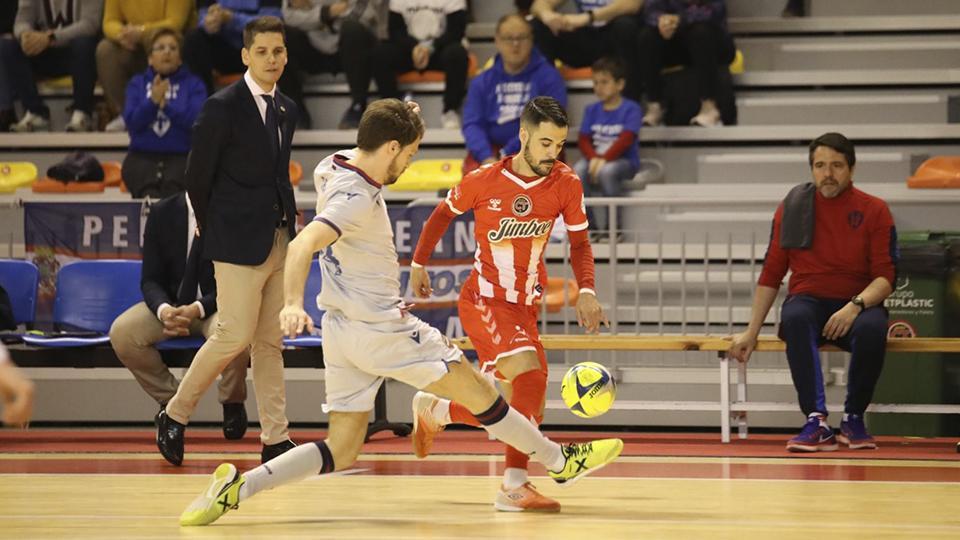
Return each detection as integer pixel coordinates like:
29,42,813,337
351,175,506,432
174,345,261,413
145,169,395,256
280,220,339,337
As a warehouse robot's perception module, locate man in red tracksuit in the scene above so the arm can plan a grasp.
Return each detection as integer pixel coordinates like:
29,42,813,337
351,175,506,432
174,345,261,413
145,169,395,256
729,132,898,453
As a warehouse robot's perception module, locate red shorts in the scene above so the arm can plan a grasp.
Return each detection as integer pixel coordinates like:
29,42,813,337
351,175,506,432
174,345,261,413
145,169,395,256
458,280,547,378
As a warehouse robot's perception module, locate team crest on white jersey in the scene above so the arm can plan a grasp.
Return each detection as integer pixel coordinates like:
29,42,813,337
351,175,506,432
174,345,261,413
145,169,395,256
512,194,532,217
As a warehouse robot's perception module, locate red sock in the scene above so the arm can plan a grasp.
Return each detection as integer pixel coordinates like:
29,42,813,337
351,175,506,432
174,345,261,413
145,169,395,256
504,369,548,470
449,401,482,427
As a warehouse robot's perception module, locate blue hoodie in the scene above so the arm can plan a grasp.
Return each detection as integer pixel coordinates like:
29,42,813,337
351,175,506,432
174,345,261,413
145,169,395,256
123,66,207,154
461,48,567,162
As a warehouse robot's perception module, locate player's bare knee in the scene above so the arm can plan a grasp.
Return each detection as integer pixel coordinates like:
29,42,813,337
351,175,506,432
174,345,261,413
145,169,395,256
496,351,541,380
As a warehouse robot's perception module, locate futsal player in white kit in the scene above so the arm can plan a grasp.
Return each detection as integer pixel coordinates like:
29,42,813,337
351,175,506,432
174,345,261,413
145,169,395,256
179,99,623,526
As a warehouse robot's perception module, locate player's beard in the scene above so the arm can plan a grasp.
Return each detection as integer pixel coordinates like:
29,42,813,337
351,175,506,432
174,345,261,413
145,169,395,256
523,146,555,176
384,154,406,185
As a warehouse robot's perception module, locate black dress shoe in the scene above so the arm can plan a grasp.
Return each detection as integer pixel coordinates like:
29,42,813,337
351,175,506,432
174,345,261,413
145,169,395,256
156,411,185,466
154,407,163,427
261,439,297,463
222,403,248,440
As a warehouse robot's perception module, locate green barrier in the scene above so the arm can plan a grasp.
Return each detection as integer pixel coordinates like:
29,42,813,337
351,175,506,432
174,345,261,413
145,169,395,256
870,232,950,436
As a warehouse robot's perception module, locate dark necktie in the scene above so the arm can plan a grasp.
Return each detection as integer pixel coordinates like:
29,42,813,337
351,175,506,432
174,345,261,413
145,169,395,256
177,235,201,306
262,94,280,158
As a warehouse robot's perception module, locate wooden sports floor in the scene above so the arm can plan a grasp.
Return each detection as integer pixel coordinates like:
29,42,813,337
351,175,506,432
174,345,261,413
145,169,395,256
1,429,958,539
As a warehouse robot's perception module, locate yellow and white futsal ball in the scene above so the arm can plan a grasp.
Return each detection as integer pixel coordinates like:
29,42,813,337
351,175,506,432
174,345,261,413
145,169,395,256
560,362,617,418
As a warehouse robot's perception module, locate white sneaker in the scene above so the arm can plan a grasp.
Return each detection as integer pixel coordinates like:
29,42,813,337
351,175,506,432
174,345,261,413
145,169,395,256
441,110,460,130
642,102,663,127
10,111,50,132
65,110,92,132
690,108,722,127
411,391,445,459
104,115,126,132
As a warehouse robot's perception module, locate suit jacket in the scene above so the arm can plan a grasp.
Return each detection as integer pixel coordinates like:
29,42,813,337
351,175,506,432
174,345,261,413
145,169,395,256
186,79,299,265
141,192,217,318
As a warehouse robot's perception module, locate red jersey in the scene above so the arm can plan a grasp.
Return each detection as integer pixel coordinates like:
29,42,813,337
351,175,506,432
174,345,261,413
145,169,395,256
758,185,898,298
440,157,590,305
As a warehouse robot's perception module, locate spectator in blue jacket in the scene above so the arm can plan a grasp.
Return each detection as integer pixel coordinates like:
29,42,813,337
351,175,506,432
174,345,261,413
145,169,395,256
637,0,735,127
461,14,566,175
182,1,284,94
573,56,641,239
122,28,206,198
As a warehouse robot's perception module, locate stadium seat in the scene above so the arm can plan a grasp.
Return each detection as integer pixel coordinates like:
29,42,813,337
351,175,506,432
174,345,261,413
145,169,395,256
22,260,142,347
398,53,478,84
290,160,303,186
389,159,462,191
0,259,40,326
907,156,960,188
536,277,579,313
558,49,744,80
214,71,243,89
32,177,106,193
102,161,123,187
0,162,38,193
156,336,206,350
283,259,324,348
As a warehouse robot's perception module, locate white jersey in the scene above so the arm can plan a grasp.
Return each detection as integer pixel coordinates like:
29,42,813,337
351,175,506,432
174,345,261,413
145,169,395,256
312,150,403,323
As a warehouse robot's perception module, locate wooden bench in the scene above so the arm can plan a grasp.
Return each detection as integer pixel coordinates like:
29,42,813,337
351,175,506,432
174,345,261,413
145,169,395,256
452,335,960,442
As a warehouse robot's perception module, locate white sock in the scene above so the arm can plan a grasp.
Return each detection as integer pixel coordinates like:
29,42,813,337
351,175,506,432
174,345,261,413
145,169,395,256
503,467,528,490
809,413,828,427
842,413,850,421
479,397,564,472
239,442,332,501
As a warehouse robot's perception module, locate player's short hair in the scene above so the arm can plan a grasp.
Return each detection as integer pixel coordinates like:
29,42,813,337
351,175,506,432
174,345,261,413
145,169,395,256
520,96,569,130
150,28,182,50
495,13,531,35
591,56,625,82
808,132,856,168
243,16,285,49
356,99,425,151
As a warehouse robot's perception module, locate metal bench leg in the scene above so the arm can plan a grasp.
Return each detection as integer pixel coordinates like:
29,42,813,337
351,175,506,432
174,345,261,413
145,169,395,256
365,384,411,441
720,354,730,443
737,360,748,440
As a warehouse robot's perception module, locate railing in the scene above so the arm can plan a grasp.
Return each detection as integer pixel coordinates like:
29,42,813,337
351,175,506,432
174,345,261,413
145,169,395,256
454,335,960,442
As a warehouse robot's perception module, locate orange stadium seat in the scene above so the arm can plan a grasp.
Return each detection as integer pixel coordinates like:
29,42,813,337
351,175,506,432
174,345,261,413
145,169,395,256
0,162,39,193
536,277,579,313
289,160,303,186
389,159,461,191
102,161,123,187
398,54,478,84
32,177,106,193
907,156,960,188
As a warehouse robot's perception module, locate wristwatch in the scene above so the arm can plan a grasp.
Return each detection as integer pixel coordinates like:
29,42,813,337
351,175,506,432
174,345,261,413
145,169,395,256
851,295,866,311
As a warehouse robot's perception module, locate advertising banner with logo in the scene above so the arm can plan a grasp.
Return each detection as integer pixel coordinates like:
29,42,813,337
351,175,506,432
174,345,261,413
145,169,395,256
23,201,149,322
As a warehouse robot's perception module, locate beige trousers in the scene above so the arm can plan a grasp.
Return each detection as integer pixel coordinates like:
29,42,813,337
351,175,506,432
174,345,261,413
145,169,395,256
95,38,147,114
165,229,291,445
109,302,248,406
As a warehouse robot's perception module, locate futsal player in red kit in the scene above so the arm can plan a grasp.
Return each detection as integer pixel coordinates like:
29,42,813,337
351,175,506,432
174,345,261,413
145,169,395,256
409,96,608,512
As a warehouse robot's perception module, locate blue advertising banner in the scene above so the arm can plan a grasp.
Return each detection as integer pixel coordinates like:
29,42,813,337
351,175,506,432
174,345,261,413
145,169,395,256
24,201,149,321
24,201,476,335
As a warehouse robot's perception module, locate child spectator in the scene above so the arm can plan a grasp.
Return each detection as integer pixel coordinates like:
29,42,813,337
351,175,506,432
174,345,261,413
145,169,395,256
573,56,641,238
121,29,205,198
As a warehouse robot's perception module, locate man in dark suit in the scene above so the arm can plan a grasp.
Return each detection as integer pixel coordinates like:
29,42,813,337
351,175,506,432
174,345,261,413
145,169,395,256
158,16,297,466
110,192,249,440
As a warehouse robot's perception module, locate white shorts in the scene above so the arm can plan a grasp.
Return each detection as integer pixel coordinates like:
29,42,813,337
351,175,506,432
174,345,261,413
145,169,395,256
320,310,463,413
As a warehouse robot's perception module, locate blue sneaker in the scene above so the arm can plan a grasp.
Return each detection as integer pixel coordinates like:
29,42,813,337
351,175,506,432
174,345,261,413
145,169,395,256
838,415,877,450
787,415,838,452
